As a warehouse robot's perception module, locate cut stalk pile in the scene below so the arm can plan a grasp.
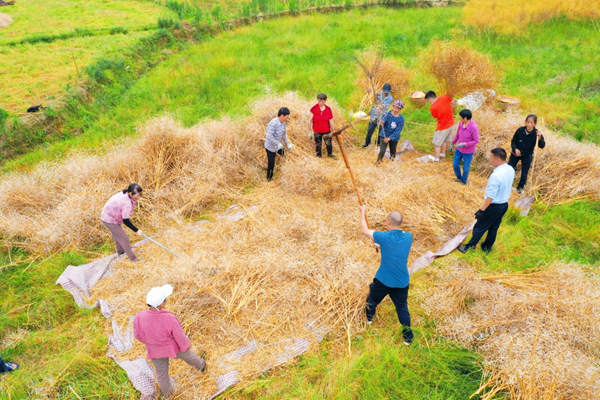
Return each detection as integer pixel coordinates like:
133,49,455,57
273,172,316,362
425,261,600,399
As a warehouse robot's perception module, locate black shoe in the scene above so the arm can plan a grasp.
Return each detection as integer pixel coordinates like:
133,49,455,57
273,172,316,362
362,143,370,148
517,187,524,194
457,245,471,254
481,246,492,254
328,154,337,159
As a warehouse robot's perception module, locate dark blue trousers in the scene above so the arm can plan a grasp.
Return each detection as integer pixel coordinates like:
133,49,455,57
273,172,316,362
364,121,382,146
366,278,414,342
465,202,509,252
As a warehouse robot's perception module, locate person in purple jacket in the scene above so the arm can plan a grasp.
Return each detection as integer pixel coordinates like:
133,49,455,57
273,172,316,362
451,109,480,185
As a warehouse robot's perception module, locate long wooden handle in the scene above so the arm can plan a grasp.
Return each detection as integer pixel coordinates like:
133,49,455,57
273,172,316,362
335,134,370,229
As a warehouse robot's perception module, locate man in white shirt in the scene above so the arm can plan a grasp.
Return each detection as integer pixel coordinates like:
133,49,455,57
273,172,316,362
459,147,515,254
265,107,293,180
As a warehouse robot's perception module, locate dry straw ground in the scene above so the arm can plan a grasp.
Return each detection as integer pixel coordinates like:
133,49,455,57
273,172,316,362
425,260,600,399
1,93,599,398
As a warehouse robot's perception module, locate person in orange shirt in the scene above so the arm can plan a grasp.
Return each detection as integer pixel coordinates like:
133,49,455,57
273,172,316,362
425,91,457,162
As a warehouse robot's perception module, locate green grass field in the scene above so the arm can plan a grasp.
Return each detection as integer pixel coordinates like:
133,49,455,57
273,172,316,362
0,0,171,113
0,31,151,113
0,0,165,43
1,3,599,399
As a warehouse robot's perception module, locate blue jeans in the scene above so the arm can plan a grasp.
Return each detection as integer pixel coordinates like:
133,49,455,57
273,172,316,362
453,150,474,184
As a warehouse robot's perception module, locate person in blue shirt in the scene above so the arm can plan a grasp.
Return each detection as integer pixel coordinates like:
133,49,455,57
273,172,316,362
359,205,414,345
377,100,405,163
458,147,515,254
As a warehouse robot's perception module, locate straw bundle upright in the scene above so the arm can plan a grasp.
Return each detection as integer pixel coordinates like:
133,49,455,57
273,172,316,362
423,40,497,98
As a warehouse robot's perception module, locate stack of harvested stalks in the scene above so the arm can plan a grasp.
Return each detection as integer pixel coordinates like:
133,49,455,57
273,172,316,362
0,13,12,29
474,107,600,203
423,40,497,98
355,46,411,111
424,261,600,399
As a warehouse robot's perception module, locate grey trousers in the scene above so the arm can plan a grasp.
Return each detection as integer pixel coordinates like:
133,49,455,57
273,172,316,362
102,220,137,261
151,349,206,398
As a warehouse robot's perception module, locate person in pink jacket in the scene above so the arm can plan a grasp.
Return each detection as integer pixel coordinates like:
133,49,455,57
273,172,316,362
101,183,143,261
134,284,206,398
452,109,480,185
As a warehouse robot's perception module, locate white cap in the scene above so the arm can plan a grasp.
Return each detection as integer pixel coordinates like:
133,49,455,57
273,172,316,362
146,284,173,308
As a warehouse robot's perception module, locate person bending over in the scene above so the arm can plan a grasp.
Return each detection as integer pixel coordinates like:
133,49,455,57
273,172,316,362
101,183,144,261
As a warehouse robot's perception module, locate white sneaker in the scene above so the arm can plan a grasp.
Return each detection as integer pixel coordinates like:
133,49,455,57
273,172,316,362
433,157,440,162
440,153,446,158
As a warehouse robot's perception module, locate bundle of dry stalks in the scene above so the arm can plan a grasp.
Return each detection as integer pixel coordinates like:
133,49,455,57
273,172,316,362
355,46,411,111
473,107,600,203
423,40,497,97
424,261,600,399
464,0,600,35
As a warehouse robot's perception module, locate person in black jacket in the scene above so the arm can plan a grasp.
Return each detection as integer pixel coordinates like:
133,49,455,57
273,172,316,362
509,114,546,193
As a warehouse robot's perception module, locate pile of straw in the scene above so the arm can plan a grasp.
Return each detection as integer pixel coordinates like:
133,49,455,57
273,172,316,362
0,93,340,252
473,107,600,203
355,46,411,111
425,261,600,399
423,40,497,97
0,94,496,398
85,133,487,398
3,92,599,398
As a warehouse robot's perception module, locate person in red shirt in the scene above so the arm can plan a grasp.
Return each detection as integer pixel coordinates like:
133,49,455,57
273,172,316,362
134,284,206,398
309,93,336,159
425,91,457,162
